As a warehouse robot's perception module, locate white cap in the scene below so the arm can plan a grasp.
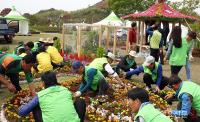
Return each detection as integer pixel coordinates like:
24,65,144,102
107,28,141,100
39,38,44,42
129,50,137,57
47,37,54,43
143,56,155,66
107,52,115,60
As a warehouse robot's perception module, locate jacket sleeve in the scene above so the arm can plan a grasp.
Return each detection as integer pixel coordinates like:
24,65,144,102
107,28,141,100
171,93,192,117
156,64,162,87
18,95,39,116
126,66,143,78
118,56,130,71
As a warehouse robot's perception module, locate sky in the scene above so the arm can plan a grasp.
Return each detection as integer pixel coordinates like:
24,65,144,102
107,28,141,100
0,0,101,14
0,0,199,14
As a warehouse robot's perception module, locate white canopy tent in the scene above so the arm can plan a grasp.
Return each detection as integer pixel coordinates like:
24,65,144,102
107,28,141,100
4,7,29,35
93,11,123,26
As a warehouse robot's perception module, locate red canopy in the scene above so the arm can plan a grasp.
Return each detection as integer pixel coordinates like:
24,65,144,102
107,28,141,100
122,2,197,21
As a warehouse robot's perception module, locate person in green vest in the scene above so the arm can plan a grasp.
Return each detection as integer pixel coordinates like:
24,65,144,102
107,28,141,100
0,53,36,95
89,52,123,85
125,56,169,92
149,23,162,62
53,36,61,52
72,61,110,97
128,87,172,122
164,75,200,122
165,26,188,76
116,50,137,79
19,71,86,122
184,31,197,80
13,41,24,54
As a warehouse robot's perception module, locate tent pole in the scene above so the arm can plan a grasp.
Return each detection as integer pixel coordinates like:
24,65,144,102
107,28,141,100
99,25,102,47
137,21,141,52
62,25,65,52
106,27,110,49
113,27,117,55
126,27,129,53
139,21,144,52
77,25,81,58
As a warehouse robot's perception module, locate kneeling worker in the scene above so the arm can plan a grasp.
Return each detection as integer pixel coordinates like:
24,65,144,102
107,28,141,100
128,87,172,122
125,56,169,92
164,75,200,122
73,61,109,97
19,71,86,122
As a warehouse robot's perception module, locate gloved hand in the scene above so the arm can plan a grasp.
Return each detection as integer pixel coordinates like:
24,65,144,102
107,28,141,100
74,91,81,97
189,54,194,61
130,68,134,71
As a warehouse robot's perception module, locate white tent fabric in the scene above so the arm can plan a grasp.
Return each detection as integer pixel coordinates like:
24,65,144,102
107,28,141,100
4,7,29,35
93,11,123,26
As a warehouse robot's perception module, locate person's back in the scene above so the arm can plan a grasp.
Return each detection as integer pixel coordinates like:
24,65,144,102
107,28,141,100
38,85,80,122
37,52,53,73
135,103,172,122
178,81,200,116
46,46,63,64
89,57,108,71
150,29,161,49
169,37,188,66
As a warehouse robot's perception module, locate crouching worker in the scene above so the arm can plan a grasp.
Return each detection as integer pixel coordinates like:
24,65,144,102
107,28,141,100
73,61,109,97
164,75,200,122
116,50,137,78
18,71,86,122
128,87,172,122
0,53,36,95
125,56,169,92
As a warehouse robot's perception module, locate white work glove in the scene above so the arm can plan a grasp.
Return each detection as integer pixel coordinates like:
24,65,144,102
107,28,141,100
189,54,194,61
74,91,81,97
130,68,134,71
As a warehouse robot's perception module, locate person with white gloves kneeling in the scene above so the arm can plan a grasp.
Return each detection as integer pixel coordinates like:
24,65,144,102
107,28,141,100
73,61,110,97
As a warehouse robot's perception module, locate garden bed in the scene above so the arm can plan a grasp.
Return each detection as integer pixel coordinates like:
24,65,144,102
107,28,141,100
1,73,175,122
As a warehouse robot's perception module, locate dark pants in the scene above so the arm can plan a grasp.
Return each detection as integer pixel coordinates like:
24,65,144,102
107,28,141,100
32,98,86,122
159,49,164,65
97,78,110,95
115,65,132,79
0,64,21,91
143,73,169,90
171,65,183,75
150,48,159,62
6,73,21,91
51,62,64,69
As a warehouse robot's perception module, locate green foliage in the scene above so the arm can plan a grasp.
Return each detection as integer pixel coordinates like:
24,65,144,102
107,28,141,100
70,7,110,23
32,25,59,32
0,46,9,52
83,31,98,54
190,22,200,49
108,0,154,16
96,47,105,58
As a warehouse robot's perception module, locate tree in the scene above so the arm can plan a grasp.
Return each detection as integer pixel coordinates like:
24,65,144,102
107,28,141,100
169,0,200,15
108,0,154,16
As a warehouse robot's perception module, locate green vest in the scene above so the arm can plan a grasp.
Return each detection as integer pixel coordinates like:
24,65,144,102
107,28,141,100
169,38,188,66
143,62,159,82
84,66,105,91
178,81,200,116
89,57,108,71
32,42,40,52
150,30,162,49
134,103,172,122
38,86,80,122
126,57,135,68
